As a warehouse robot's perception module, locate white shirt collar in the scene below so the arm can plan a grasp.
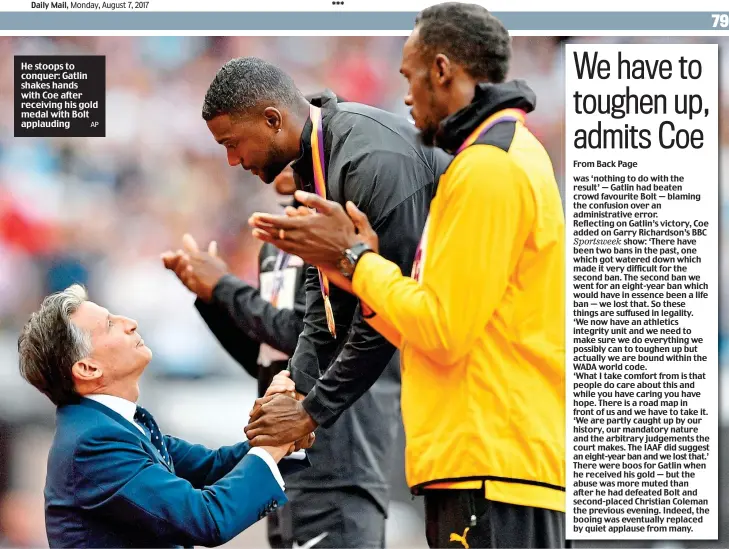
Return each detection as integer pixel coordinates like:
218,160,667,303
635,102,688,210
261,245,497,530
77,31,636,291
85,394,145,434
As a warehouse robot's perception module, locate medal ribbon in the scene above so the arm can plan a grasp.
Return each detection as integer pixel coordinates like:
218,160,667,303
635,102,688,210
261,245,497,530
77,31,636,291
269,249,291,308
310,105,337,338
456,108,526,154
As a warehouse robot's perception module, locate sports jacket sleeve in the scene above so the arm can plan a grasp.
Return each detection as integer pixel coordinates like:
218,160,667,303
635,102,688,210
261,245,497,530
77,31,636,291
293,150,428,427
195,274,305,378
287,264,358,395
163,437,257,487
362,309,402,349
73,428,287,547
353,146,531,366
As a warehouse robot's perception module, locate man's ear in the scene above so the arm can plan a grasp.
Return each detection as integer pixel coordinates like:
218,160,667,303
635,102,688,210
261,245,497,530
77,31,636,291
263,107,283,132
433,53,453,86
72,359,102,384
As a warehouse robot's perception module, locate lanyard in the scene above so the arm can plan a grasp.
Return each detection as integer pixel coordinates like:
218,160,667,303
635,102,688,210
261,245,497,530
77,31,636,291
269,249,291,308
309,104,337,338
412,108,527,283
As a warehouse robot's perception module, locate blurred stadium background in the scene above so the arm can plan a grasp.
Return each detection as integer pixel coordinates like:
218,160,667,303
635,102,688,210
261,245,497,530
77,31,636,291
0,35,727,548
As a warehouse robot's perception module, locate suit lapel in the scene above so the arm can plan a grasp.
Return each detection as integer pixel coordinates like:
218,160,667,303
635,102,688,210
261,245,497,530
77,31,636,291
77,398,174,473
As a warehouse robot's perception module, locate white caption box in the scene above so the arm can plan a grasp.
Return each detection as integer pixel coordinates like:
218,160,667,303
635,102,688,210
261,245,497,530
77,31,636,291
565,43,718,541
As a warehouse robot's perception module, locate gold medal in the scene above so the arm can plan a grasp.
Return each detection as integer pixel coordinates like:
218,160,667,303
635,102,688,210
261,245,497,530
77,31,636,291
311,105,337,340
324,295,336,338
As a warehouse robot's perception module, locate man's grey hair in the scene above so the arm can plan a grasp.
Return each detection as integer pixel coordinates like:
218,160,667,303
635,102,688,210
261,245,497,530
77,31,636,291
18,284,91,406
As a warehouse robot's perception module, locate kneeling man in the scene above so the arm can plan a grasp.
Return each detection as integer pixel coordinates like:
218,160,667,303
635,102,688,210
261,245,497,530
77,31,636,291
18,284,302,548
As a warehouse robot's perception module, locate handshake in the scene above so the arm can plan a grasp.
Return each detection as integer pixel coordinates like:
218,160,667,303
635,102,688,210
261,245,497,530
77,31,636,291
246,371,317,462
161,234,318,464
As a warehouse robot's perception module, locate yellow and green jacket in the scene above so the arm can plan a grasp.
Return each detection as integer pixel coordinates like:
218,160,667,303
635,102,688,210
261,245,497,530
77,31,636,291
353,80,566,512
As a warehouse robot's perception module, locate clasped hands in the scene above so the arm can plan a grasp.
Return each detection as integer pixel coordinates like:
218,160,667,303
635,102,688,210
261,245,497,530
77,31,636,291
244,371,317,453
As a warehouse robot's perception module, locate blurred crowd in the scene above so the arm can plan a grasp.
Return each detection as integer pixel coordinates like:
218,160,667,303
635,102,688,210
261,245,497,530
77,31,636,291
0,35,727,547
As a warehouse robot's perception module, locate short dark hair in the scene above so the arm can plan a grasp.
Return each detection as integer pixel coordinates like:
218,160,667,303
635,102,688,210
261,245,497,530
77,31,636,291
18,285,90,407
414,2,511,83
202,57,302,121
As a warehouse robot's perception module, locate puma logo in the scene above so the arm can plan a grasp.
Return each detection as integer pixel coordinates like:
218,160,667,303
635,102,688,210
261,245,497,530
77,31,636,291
450,527,470,549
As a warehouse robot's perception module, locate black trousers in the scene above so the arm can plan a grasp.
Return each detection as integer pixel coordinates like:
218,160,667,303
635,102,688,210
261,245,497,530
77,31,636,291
424,489,566,549
267,487,386,549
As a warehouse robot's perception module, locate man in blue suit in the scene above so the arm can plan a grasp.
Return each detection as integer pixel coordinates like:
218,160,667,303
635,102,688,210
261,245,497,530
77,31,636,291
18,283,306,548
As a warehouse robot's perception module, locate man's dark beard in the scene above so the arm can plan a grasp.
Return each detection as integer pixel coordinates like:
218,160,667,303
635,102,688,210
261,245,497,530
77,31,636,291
260,141,292,184
418,121,438,147
417,78,441,147
260,159,291,184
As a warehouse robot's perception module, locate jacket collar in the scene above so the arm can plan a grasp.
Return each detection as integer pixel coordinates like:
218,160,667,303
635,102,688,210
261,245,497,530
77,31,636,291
74,398,174,472
290,89,340,193
434,80,537,155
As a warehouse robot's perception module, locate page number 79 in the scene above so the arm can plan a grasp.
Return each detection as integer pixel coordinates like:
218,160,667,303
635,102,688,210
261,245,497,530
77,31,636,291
711,14,728,27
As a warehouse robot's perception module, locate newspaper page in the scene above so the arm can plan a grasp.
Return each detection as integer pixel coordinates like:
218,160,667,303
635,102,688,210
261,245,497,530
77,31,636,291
566,43,719,540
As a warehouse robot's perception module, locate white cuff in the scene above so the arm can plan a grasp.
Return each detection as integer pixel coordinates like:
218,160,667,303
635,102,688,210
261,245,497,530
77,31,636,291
248,447,285,490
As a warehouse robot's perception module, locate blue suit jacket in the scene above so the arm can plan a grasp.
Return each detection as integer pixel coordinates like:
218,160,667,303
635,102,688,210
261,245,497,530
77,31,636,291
44,398,298,548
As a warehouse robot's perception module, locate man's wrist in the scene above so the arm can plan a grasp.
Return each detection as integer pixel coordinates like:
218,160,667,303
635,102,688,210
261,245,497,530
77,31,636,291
338,241,374,280
209,273,237,304
301,390,337,429
298,401,319,431
352,248,374,275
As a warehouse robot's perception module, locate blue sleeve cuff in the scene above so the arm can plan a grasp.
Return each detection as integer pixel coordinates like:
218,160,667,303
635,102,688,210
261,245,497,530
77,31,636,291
247,448,285,490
